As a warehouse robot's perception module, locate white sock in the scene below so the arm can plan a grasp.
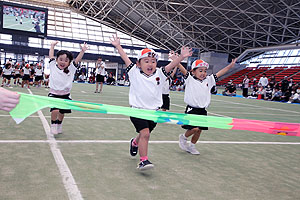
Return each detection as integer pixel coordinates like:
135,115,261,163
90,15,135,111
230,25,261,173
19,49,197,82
190,143,195,148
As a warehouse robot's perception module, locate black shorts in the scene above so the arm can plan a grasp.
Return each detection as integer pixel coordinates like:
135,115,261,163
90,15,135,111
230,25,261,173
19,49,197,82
48,93,72,114
182,105,208,130
35,76,43,82
22,74,30,81
161,94,170,110
3,75,12,79
130,117,157,133
96,74,105,83
14,74,21,79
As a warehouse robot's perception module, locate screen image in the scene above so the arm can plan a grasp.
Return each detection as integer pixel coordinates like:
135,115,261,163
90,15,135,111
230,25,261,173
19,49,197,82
2,5,46,34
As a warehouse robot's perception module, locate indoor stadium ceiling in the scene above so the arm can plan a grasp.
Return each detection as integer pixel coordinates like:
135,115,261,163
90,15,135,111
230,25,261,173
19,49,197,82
67,0,300,60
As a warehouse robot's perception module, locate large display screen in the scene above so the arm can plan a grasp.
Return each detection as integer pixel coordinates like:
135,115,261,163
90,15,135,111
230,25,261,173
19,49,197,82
0,1,48,38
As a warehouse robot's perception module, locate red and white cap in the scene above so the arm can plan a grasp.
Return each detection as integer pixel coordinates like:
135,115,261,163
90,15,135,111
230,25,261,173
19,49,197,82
191,59,209,70
137,48,159,60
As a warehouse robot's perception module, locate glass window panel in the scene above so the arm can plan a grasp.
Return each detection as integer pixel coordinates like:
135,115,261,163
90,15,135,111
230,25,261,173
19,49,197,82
64,27,72,32
56,21,63,26
48,15,55,20
56,26,63,31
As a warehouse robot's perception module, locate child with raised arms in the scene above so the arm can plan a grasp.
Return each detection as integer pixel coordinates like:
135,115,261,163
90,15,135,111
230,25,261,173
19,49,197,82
170,52,237,155
111,34,192,170
48,41,88,135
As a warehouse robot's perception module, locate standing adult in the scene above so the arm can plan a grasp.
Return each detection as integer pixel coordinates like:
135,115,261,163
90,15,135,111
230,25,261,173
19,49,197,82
258,73,268,88
95,56,107,93
281,76,289,93
242,75,249,97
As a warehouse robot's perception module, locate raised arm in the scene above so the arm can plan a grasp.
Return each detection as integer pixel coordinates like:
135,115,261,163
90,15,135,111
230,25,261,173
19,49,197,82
216,58,237,78
165,47,192,73
49,41,59,59
110,34,131,67
75,43,89,65
168,51,188,76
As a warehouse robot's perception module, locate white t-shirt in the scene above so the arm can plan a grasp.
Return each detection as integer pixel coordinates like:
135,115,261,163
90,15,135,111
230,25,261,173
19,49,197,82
162,77,170,95
127,63,169,110
14,68,21,75
23,67,30,75
259,77,268,87
183,72,217,108
49,58,77,95
3,68,13,75
96,62,106,75
35,68,43,76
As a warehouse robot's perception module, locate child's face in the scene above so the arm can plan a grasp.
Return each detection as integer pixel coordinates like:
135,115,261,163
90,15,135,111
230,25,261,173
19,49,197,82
137,57,157,75
193,67,207,80
56,54,71,69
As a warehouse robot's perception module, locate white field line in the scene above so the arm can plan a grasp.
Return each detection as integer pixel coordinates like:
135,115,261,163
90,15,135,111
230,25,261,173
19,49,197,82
0,140,300,145
28,89,83,200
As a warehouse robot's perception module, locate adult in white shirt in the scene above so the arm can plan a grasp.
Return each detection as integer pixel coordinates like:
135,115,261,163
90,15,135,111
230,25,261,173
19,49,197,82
258,73,268,88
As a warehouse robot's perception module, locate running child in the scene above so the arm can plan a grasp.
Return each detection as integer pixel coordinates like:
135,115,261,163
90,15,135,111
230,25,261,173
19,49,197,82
48,41,88,135
111,33,192,170
13,63,21,86
169,52,237,155
1,63,13,87
21,63,31,88
34,63,43,87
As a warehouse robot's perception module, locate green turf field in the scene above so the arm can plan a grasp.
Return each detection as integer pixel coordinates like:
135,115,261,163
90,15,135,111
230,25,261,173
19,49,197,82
3,15,44,33
0,82,300,200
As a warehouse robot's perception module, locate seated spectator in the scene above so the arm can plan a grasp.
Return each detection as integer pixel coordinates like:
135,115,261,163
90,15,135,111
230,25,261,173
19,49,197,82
281,90,291,102
222,80,236,96
77,72,86,83
248,87,258,99
264,84,273,100
106,73,116,85
257,86,265,99
287,89,300,103
271,88,282,101
88,72,95,84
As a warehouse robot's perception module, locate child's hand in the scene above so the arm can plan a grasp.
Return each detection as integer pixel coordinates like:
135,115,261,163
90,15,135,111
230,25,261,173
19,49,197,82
51,41,59,47
231,58,237,64
180,46,193,58
80,42,89,52
110,34,120,47
169,51,179,61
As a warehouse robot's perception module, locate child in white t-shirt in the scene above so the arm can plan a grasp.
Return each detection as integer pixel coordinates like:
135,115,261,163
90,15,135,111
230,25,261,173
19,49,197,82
170,52,237,155
1,63,13,87
95,56,107,93
48,41,88,135
111,33,192,170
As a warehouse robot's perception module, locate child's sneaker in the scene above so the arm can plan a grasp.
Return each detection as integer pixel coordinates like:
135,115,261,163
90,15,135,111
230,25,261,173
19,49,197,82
179,134,188,151
50,124,58,135
137,160,154,171
57,124,63,134
130,138,138,156
187,145,200,155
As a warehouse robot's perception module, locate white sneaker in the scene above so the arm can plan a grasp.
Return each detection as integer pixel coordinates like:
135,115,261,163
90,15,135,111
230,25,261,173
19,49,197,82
187,145,200,155
57,124,63,134
50,124,58,135
179,134,188,151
